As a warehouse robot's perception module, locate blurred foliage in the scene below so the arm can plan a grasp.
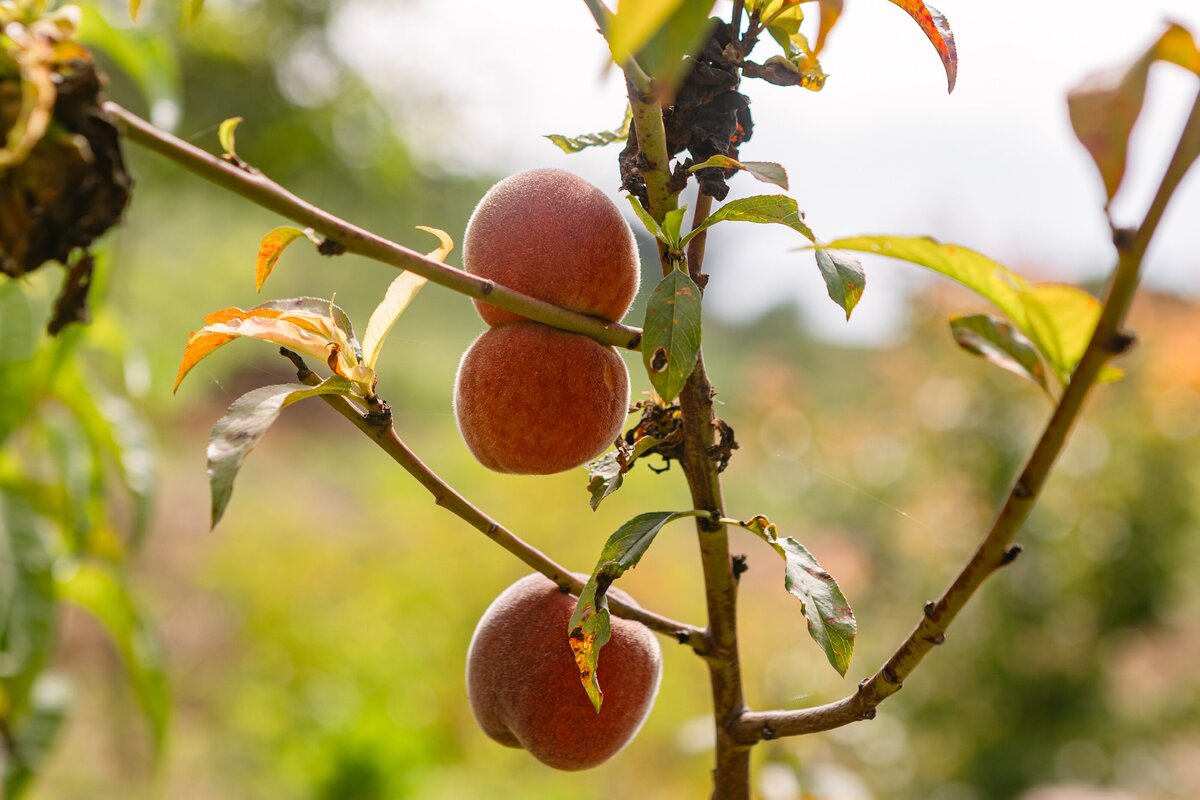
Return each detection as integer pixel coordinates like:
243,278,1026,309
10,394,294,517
1,1,1198,799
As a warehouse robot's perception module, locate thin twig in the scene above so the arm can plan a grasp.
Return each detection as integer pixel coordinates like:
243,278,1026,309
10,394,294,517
104,102,642,352
732,87,1200,744
685,193,714,283
279,349,709,651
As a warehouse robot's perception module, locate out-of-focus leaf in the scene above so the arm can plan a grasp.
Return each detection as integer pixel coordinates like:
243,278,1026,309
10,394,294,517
1068,23,1200,202
77,5,182,122
0,495,56,714
585,435,664,511
545,105,632,153
362,227,451,369
683,195,815,245
0,30,56,169
568,510,695,710
129,0,142,21
633,0,719,88
739,515,856,675
824,236,1031,330
642,268,702,402
207,378,354,527
814,0,844,55
1019,283,1103,383
1,673,71,798
0,283,36,444
56,562,168,755
255,227,312,292
885,0,957,93
688,155,789,189
950,314,1051,395
814,249,866,320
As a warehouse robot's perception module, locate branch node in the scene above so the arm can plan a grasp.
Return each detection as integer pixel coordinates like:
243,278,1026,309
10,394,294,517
1001,544,1024,566
861,708,877,721
731,554,749,580
480,279,495,296
882,667,902,688
1107,330,1137,355
923,600,937,620
929,633,946,646
761,724,776,740
675,629,692,644
1112,226,1136,251
318,237,346,256
1012,477,1033,499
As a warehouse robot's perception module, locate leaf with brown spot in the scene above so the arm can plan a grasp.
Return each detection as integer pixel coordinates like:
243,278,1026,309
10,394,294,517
586,435,665,511
885,0,957,93
950,314,1051,396
569,511,696,710
1068,23,1200,202
641,268,702,402
738,515,856,675
814,249,866,320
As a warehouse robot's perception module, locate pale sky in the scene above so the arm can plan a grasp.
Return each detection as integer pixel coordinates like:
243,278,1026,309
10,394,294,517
331,1,1200,343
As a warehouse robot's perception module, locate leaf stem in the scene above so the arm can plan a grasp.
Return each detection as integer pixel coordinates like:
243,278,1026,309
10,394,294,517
280,350,708,651
731,86,1200,744
103,102,642,351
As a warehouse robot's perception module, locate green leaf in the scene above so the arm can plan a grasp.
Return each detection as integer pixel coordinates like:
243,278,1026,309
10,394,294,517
1,673,71,798
568,511,697,710
661,205,688,248
56,563,169,755
1019,284,1103,384
641,268,702,402
218,116,243,161
823,236,1032,331
255,227,312,292
885,1,958,93
814,249,865,320
682,194,815,246
0,495,56,714
1068,23,1200,201
950,314,1051,395
207,378,355,528
545,105,632,153
688,155,789,190
585,435,664,511
626,195,666,243
739,515,856,675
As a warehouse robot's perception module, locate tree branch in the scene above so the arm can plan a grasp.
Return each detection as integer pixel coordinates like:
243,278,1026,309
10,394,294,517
626,75,751,799
279,349,708,651
733,87,1200,744
103,102,642,352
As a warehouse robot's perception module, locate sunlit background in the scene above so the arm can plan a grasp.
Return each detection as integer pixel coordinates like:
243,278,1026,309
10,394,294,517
10,0,1200,798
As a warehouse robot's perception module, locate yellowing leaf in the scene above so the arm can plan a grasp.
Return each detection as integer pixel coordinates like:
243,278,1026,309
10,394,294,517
129,0,142,21
218,116,242,160
688,155,789,189
606,0,689,66
0,31,57,169
1019,283,1102,383
885,0,957,93
255,226,312,291
814,0,844,55
1068,23,1200,202
360,227,451,369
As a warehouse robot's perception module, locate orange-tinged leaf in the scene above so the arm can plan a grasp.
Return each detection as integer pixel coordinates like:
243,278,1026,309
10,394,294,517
361,227,451,369
173,330,236,392
886,0,957,93
688,154,789,189
255,227,310,291
129,0,142,21
1068,23,1200,202
814,0,844,55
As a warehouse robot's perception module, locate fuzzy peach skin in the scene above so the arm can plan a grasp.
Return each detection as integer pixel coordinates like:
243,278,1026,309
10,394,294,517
453,322,630,474
463,168,640,326
466,573,662,771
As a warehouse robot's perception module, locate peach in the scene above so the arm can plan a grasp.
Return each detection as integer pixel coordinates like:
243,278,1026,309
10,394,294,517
463,168,640,326
466,573,662,771
454,322,630,474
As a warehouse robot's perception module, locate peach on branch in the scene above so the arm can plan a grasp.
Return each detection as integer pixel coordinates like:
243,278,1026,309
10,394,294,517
463,168,640,326
453,322,630,474
465,573,661,771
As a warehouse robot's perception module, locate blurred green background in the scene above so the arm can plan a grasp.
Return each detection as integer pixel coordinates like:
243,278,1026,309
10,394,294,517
4,1,1200,798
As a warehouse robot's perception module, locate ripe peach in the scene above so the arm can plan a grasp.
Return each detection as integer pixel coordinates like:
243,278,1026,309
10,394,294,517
454,322,630,474
463,168,640,326
466,573,662,771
